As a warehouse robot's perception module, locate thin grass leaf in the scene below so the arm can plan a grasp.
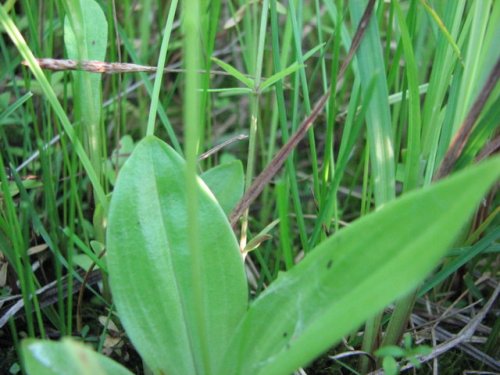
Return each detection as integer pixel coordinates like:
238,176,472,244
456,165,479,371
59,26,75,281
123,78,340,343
419,228,500,296
220,157,500,375
116,26,183,154
349,0,396,360
206,87,253,95
421,1,465,182
0,92,33,123
455,96,500,170
244,219,280,253
452,0,495,131
260,43,324,91
349,0,395,206
259,62,303,92
269,0,309,252
419,0,462,63
145,0,178,136
211,56,254,88
393,0,422,192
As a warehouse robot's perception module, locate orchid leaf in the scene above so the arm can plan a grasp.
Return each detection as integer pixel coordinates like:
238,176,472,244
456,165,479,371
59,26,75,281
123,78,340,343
220,157,500,375
106,136,248,374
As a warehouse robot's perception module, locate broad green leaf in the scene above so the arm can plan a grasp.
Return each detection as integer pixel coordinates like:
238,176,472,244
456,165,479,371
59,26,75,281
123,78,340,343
382,356,399,375
201,160,244,215
63,0,107,106
106,135,136,186
211,57,254,88
22,338,133,375
107,136,247,374
220,157,500,375
64,0,107,64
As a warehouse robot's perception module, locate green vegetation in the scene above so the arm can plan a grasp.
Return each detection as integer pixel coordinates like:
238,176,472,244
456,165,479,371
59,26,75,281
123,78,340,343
1,0,499,374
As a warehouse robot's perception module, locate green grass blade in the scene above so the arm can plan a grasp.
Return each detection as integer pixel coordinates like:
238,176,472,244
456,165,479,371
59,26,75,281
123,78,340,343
349,0,395,206
145,0,178,136
220,157,500,375
211,56,255,88
206,87,253,95
260,43,323,92
0,92,32,123
393,0,421,192
421,0,465,180
453,0,494,131
419,227,500,296
269,0,309,252
419,0,462,63
117,25,182,154
259,62,303,92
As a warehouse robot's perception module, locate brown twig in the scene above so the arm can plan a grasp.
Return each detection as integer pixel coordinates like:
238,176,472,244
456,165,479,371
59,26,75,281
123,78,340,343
229,0,377,228
230,92,330,227
435,57,500,179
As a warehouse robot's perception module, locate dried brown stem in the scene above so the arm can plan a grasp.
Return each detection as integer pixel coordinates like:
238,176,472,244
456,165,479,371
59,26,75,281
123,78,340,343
23,58,233,76
230,91,330,227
